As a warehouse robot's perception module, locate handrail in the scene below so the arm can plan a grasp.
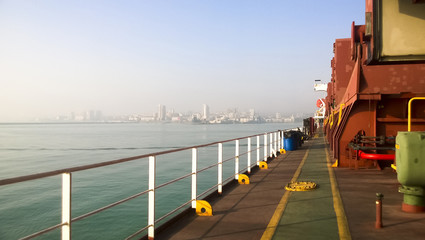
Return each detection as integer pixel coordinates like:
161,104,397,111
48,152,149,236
19,223,65,240
408,97,425,132
0,129,293,240
330,109,335,127
0,131,277,186
337,103,345,126
72,189,150,222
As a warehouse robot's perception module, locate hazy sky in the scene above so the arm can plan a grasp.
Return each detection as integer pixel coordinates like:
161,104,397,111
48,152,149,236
0,1,365,122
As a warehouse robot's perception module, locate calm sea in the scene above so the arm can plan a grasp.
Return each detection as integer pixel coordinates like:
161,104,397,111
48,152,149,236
0,122,300,239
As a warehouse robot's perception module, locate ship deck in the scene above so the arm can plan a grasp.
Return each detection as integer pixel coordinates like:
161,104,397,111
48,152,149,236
155,131,425,239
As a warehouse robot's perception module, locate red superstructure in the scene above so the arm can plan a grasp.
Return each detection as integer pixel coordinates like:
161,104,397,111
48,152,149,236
324,0,425,168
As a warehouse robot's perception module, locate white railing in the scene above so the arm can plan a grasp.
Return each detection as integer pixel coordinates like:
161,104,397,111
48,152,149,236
0,130,285,240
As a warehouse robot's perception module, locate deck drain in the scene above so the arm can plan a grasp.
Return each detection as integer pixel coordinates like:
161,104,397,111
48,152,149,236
285,181,317,191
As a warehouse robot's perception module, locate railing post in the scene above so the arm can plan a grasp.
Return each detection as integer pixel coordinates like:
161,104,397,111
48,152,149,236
269,133,273,157
191,148,197,209
274,132,277,156
62,173,71,240
247,137,251,174
218,143,223,194
264,133,268,161
148,156,156,240
279,131,282,150
281,131,284,150
277,131,281,150
235,140,239,180
256,136,260,166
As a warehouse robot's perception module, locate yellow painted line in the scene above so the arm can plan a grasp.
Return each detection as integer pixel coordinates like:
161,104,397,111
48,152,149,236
326,147,352,240
261,149,310,240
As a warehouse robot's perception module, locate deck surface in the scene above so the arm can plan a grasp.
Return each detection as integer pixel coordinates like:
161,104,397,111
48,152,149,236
271,136,339,240
155,133,425,240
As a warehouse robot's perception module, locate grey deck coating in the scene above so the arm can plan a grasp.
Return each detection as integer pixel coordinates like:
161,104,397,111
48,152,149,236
154,134,425,240
272,136,338,240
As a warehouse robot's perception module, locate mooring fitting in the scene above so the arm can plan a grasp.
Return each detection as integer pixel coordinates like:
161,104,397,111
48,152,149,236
375,193,383,229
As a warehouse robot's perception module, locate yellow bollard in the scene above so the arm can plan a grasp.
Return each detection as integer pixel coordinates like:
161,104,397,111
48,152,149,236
196,200,213,216
238,174,250,184
259,161,268,169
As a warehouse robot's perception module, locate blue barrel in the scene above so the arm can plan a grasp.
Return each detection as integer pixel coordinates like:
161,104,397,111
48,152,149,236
284,137,296,151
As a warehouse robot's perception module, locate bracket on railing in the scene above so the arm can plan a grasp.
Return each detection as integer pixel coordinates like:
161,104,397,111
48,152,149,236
272,149,277,158
238,174,250,184
259,161,268,169
196,200,213,216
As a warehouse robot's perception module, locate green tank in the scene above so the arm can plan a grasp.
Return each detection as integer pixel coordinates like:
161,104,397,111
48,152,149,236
396,131,425,185
396,131,425,212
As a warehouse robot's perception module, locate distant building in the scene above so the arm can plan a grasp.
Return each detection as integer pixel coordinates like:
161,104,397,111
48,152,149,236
85,110,102,121
202,104,209,120
70,110,103,121
275,112,282,119
95,111,102,121
283,115,295,123
249,109,255,119
158,104,166,121
140,115,155,122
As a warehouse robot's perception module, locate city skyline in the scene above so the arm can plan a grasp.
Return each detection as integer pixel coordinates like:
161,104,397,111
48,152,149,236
0,1,365,122
1,97,316,122
26,103,307,123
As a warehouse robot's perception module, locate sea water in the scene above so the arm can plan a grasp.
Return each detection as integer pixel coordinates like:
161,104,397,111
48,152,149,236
0,122,300,239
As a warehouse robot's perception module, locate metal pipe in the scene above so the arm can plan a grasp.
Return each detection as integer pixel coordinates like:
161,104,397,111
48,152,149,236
235,140,239,180
20,223,64,240
155,199,192,224
408,97,425,132
278,130,281,150
358,150,394,161
218,143,223,194
269,133,273,157
264,134,268,161
257,136,260,165
375,193,383,229
126,225,149,240
191,148,197,209
73,189,150,223
62,173,71,240
148,156,156,240
247,138,251,174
